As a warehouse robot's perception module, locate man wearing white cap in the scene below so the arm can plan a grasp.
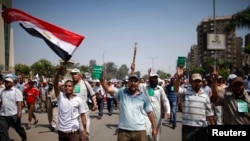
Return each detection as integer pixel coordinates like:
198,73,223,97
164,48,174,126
174,67,214,141
141,69,170,141
0,77,27,141
70,68,97,139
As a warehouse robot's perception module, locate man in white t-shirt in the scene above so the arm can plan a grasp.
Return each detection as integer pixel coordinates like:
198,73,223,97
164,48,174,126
54,66,88,141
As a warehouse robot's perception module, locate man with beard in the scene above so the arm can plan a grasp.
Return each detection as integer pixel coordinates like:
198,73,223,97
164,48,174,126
174,67,214,141
211,68,250,125
141,68,170,141
0,77,27,141
100,64,157,141
70,68,97,140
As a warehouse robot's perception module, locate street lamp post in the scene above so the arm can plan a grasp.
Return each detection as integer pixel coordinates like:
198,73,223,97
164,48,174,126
102,51,106,72
102,51,106,65
149,57,158,74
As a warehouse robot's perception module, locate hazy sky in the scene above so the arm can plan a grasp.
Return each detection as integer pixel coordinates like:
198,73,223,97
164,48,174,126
11,0,250,76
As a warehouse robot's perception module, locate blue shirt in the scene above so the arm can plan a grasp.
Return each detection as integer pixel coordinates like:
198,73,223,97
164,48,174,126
166,84,177,102
114,88,153,131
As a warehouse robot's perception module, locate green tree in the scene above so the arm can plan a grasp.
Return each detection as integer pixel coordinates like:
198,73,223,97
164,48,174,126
14,64,31,78
229,6,250,30
226,6,250,35
104,62,118,80
157,70,171,79
244,44,250,54
218,68,229,79
202,57,215,74
30,59,56,80
116,64,129,80
79,65,90,74
190,67,205,77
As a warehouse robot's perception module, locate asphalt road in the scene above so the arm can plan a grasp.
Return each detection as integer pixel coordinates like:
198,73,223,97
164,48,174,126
9,107,182,141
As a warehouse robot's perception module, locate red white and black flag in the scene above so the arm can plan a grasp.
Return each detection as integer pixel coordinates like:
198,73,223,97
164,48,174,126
1,8,85,62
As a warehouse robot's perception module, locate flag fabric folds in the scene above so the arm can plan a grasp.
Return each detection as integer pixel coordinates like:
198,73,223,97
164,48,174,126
1,8,85,62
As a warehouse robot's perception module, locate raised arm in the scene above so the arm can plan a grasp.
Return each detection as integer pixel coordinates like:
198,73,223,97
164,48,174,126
130,63,136,75
174,67,184,93
99,70,115,96
54,66,64,97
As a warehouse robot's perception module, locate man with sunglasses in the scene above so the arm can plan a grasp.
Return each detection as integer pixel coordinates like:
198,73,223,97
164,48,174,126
174,67,214,141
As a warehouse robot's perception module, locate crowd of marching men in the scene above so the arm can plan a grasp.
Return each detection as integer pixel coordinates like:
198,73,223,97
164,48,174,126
0,65,250,141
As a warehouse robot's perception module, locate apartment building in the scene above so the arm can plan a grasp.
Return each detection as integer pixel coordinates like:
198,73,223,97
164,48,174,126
192,16,243,70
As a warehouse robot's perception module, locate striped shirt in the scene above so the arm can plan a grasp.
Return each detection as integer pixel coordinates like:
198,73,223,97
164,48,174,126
178,86,213,127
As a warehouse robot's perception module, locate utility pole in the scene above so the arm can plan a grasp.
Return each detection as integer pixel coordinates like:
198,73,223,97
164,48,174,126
149,57,158,74
213,0,217,67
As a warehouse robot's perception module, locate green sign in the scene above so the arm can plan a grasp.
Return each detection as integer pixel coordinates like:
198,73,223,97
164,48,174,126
177,56,186,67
92,65,103,79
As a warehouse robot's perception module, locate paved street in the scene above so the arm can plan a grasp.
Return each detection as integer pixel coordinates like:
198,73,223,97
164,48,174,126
9,107,182,141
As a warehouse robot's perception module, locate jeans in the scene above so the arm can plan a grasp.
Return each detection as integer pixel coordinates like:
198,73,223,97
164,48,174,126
97,98,104,116
169,100,177,126
107,98,114,113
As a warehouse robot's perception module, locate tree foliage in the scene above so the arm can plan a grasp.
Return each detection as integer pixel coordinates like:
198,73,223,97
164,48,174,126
14,64,31,78
30,59,56,79
228,6,250,30
244,44,250,54
116,64,129,80
157,70,171,79
104,62,118,80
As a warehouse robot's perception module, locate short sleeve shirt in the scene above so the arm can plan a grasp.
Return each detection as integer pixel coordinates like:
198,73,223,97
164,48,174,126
24,87,39,104
114,88,153,131
0,87,23,116
57,92,88,132
178,86,213,127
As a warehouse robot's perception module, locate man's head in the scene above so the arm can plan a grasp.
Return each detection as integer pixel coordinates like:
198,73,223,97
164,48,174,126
64,80,74,95
231,77,245,96
28,80,36,88
190,73,202,92
217,76,225,84
48,81,53,89
127,74,140,93
149,73,159,88
4,77,14,89
70,68,81,83
227,74,237,85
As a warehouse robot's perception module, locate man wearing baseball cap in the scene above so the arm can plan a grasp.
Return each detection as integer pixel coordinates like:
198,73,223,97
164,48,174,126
70,68,97,140
140,68,170,141
0,77,27,141
100,64,157,141
211,68,250,125
174,67,214,141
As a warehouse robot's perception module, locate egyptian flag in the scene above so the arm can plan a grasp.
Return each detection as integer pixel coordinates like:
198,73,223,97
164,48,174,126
1,8,85,62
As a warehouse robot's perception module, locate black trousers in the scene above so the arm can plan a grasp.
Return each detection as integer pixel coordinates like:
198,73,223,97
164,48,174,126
0,115,27,141
58,130,81,141
182,125,208,141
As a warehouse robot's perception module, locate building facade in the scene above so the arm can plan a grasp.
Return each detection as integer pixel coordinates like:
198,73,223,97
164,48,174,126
189,16,244,72
0,0,14,73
